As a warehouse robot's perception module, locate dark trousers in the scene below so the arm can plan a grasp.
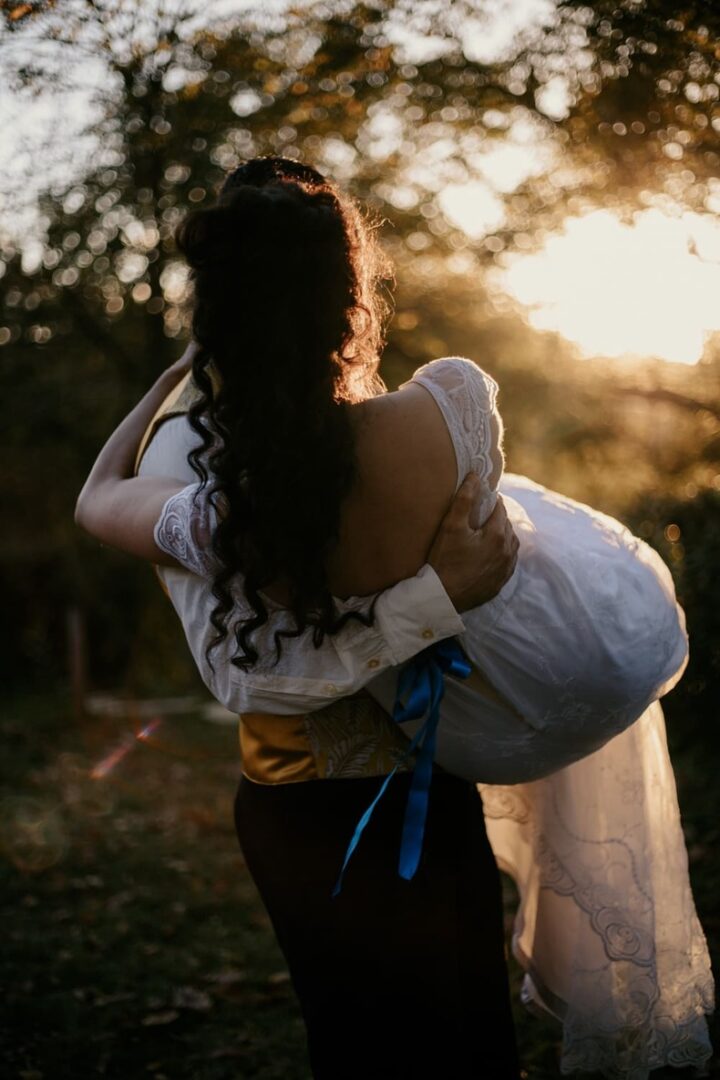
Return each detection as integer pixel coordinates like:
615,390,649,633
234,769,521,1080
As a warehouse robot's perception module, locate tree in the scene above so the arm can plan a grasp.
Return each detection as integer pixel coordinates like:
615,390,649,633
1,0,718,690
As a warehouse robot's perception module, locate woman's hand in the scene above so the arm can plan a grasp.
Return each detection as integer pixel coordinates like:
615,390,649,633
75,345,201,563
428,473,519,612
163,339,200,385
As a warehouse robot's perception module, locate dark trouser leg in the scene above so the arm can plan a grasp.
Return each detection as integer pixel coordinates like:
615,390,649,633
234,770,521,1080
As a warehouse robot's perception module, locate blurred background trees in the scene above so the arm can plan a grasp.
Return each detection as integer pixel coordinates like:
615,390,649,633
0,0,718,741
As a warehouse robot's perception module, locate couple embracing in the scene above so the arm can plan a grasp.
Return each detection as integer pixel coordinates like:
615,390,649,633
76,157,714,1079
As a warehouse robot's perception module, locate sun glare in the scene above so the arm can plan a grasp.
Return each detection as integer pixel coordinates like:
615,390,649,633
439,182,506,239
500,208,720,364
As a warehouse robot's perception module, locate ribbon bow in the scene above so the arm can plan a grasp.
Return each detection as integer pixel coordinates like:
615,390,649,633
332,638,471,897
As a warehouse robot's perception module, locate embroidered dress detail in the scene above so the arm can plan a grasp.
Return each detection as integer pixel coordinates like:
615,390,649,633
479,701,714,1078
401,357,502,523
402,357,500,486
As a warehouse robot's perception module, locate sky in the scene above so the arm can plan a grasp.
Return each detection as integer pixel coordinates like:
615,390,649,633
1,0,718,364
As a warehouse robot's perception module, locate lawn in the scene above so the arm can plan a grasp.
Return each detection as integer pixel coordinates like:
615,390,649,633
1,691,716,1079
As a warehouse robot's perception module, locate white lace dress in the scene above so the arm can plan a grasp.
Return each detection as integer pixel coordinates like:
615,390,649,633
365,359,691,785
148,357,714,1078
368,359,713,1078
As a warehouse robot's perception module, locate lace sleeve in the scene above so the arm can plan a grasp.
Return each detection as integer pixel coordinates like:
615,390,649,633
154,483,219,579
403,356,505,492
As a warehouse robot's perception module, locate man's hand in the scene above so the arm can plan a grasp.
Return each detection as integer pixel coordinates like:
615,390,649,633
428,473,519,613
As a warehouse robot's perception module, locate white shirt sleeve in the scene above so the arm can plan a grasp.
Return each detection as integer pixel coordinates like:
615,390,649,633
154,482,219,579
219,563,466,715
152,481,466,715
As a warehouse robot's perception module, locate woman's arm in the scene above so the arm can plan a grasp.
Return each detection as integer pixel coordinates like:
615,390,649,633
79,346,518,601
75,347,198,564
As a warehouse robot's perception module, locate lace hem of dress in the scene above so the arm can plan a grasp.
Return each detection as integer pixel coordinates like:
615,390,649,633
479,700,715,1080
516,944,714,1080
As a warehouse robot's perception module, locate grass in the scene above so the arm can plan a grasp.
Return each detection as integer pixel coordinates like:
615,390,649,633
0,691,717,1079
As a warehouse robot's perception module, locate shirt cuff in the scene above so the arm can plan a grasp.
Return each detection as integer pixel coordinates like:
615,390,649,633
372,563,466,664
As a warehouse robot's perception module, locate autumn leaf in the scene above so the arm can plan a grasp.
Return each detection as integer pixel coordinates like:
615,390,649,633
141,1010,179,1026
171,986,212,1011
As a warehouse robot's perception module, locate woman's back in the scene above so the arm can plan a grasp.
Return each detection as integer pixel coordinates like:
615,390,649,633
309,356,503,601
325,382,458,599
182,356,504,608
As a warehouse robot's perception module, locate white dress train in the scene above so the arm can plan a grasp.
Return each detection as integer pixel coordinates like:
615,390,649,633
362,359,714,1077
480,701,714,1078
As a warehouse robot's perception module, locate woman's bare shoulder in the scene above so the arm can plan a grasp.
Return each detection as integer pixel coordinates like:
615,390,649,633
352,377,455,470
347,379,458,525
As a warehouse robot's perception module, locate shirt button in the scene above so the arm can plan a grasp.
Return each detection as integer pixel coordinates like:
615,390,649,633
421,628,434,640
367,658,381,669
324,683,338,694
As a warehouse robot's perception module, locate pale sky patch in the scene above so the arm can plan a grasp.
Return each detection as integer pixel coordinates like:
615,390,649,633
461,0,558,65
534,75,572,120
439,181,506,239
501,209,720,364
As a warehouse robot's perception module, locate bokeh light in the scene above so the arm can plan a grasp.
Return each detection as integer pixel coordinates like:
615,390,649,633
501,208,720,363
0,796,67,872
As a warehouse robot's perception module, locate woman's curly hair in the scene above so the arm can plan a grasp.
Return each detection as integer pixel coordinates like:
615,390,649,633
175,157,393,669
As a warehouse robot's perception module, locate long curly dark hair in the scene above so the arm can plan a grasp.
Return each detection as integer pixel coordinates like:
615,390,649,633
175,157,393,670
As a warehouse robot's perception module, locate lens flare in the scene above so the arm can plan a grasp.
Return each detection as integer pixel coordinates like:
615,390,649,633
91,717,163,779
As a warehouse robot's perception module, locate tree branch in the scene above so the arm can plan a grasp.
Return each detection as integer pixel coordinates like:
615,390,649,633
611,385,720,420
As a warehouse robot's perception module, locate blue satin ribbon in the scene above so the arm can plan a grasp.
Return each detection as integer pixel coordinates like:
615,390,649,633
332,638,472,897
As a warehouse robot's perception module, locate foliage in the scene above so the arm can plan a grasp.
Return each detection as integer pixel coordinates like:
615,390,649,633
0,691,716,1078
625,488,720,749
0,693,311,1079
0,1,718,708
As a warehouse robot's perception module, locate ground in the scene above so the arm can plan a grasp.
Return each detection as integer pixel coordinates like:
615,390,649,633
1,692,716,1079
